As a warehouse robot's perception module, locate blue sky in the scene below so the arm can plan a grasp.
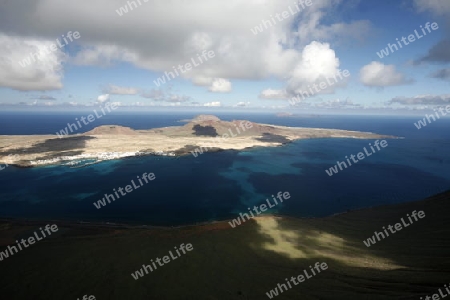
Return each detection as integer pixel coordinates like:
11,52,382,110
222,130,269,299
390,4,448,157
0,0,449,113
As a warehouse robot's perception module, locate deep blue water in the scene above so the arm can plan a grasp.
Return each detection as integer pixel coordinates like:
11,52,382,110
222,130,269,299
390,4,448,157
0,112,449,225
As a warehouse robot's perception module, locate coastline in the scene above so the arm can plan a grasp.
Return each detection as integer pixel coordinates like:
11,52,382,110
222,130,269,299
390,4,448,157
0,115,398,168
0,130,398,169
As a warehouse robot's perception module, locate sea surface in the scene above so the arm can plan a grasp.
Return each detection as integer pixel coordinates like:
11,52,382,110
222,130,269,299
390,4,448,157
0,112,449,226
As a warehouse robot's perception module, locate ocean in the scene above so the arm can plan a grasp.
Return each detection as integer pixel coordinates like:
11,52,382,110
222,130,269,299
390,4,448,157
0,112,449,226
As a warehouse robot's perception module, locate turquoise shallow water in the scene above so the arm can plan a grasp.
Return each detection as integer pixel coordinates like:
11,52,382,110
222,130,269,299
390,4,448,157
0,113,449,225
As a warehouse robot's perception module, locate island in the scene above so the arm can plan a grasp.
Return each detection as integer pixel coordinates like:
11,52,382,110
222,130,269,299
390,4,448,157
0,115,397,168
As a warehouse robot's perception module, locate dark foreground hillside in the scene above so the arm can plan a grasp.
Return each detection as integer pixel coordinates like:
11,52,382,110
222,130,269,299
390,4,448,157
0,190,449,299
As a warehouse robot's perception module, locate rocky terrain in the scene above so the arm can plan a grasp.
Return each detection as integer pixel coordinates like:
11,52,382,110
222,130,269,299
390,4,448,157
0,189,448,299
0,115,397,168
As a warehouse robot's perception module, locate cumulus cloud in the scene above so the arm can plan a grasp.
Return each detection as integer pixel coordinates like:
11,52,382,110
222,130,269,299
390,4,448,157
36,95,56,100
414,0,450,16
140,88,191,103
389,94,450,105
413,1,450,64
417,39,450,64
235,101,250,107
72,45,136,67
285,42,349,96
204,101,221,107
314,97,361,109
97,94,110,103
141,89,165,101
429,68,450,80
103,84,139,95
259,89,288,99
360,62,410,87
208,78,231,93
191,76,214,86
166,94,192,103
0,34,65,91
0,0,370,91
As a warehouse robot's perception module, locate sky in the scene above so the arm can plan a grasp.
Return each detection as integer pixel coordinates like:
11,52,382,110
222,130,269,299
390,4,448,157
0,0,449,113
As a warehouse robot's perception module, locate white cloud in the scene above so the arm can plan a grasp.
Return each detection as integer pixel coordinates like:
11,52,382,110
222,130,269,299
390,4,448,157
140,88,191,102
208,78,231,93
0,0,370,91
235,101,250,107
97,94,110,103
413,1,450,64
430,68,450,81
191,76,214,86
414,0,450,16
204,101,221,107
167,94,191,103
103,84,139,95
72,45,136,67
141,89,165,101
314,97,360,109
0,34,65,91
359,61,409,87
259,89,288,99
389,94,450,105
286,41,347,95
